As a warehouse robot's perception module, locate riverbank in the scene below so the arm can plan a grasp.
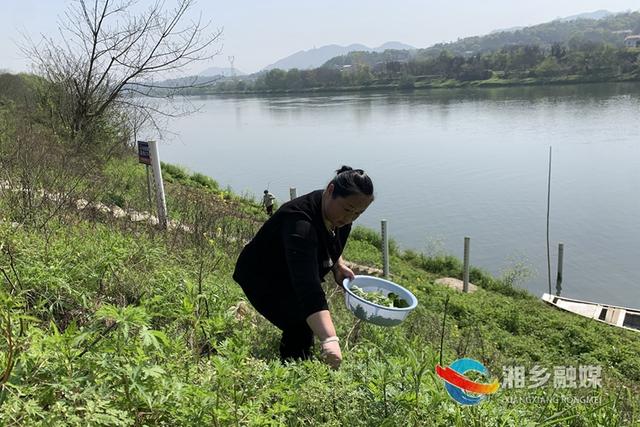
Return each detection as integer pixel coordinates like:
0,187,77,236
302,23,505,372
195,72,640,96
1,153,638,425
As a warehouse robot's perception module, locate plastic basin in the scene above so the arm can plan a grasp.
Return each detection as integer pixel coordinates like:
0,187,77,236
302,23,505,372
342,275,418,327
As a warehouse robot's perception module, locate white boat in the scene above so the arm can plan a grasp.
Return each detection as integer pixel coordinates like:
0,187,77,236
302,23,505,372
541,293,640,333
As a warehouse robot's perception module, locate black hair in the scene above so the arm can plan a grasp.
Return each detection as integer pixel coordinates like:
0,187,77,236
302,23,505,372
264,190,268,194
329,165,374,199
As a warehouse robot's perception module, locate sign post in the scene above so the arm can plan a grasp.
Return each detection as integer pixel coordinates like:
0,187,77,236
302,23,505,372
137,141,153,214
138,140,168,229
137,140,151,165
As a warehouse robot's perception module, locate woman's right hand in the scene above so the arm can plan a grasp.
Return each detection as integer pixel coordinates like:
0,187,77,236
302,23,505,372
320,337,342,369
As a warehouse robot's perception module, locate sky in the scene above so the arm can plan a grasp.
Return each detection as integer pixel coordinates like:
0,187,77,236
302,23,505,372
1,0,639,76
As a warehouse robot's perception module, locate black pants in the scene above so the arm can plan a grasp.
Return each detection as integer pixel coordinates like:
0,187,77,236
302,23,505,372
266,205,274,216
279,322,314,361
236,280,313,361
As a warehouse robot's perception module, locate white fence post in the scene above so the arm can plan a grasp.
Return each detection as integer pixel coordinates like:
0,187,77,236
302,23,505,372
148,141,168,229
381,219,389,278
289,187,297,200
463,237,470,293
556,243,564,296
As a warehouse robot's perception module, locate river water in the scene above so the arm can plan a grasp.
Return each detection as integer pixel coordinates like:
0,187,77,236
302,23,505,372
158,83,640,308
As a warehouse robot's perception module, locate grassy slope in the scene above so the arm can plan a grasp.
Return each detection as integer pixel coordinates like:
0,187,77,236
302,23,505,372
1,155,639,426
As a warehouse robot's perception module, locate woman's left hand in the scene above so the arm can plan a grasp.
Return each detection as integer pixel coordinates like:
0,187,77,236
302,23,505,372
332,258,354,287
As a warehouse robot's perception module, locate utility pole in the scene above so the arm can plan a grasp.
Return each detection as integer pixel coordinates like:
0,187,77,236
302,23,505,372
228,55,236,80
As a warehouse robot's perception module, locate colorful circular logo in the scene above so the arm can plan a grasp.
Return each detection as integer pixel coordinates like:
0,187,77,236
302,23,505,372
435,358,500,405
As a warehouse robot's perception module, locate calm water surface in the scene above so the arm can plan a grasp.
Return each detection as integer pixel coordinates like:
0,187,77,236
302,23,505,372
159,83,640,308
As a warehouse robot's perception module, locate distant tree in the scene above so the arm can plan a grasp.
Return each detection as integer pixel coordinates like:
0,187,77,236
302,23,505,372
264,69,288,90
234,80,247,92
398,73,415,89
551,43,567,61
351,64,373,85
567,36,600,52
22,0,223,146
0,73,37,106
534,56,563,77
566,50,589,74
429,51,455,77
285,69,304,90
457,55,491,81
313,68,342,87
616,49,640,73
385,61,405,75
346,51,370,67
590,45,618,75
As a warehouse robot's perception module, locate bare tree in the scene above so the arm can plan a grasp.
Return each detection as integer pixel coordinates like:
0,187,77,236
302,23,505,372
22,0,223,145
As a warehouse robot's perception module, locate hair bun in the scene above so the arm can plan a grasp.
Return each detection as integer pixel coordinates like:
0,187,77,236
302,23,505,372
336,165,353,174
329,165,374,199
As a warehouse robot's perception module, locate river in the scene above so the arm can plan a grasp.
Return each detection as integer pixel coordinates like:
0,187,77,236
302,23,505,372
157,83,640,308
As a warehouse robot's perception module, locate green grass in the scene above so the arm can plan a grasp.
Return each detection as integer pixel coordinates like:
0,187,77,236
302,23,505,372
1,164,639,425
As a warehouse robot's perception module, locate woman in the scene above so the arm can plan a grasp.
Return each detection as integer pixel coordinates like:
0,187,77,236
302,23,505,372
233,166,374,369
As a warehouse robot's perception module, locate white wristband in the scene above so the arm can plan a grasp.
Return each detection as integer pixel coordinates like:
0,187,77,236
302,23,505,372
320,336,339,345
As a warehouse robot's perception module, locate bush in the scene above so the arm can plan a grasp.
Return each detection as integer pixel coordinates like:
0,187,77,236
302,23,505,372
401,251,462,277
471,268,532,299
350,225,399,256
161,163,189,181
103,192,126,208
191,173,219,191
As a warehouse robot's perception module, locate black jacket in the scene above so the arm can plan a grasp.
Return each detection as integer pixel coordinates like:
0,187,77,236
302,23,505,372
233,190,351,319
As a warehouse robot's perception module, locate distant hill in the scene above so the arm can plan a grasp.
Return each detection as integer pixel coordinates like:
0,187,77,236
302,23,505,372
490,10,614,35
263,42,415,71
416,10,640,59
375,41,416,51
490,26,526,35
560,9,613,22
322,11,640,69
323,49,415,69
198,67,245,77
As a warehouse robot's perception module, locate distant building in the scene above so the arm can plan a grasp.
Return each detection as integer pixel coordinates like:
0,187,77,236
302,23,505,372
624,35,640,48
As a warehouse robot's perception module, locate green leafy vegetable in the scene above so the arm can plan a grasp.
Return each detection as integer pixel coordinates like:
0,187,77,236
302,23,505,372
350,285,409,308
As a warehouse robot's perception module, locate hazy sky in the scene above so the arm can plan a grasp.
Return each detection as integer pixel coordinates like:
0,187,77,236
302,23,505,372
1,0,639,75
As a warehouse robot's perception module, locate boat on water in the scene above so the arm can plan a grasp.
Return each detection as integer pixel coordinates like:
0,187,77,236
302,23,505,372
541,293,640,333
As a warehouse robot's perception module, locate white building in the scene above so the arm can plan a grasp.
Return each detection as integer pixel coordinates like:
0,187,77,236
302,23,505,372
624,35,640,48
